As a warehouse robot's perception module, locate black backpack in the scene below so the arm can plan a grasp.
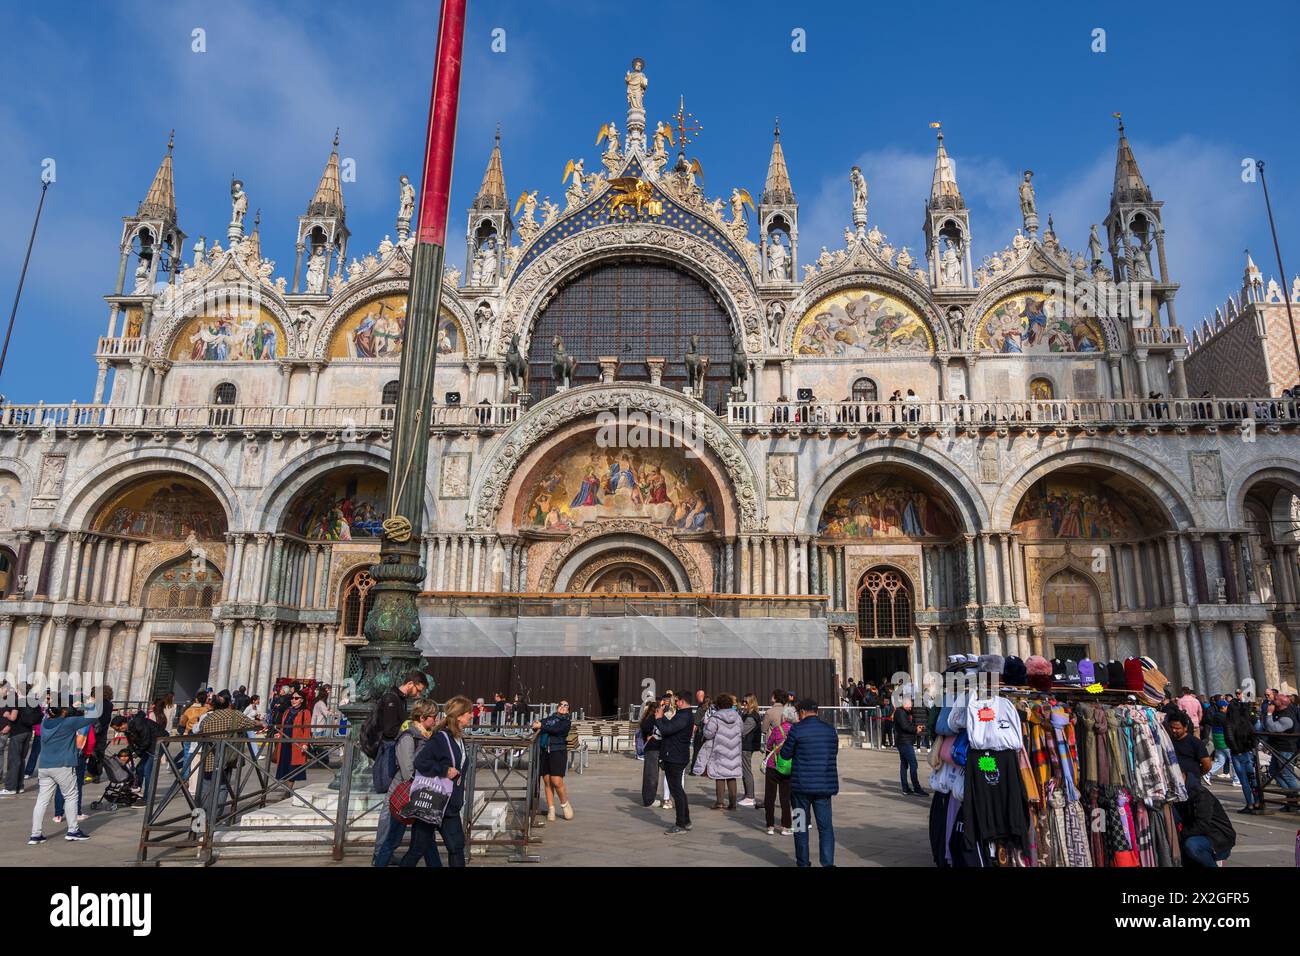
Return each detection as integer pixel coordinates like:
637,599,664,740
359,700,385,760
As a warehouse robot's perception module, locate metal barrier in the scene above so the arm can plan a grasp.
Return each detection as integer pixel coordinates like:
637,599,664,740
461,727,542,862
1253,731,1300,813
136,726,373,865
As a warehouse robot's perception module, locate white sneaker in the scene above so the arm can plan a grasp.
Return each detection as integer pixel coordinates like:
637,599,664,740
766,826,775,835
780,827,794,836
738,797,756,807
661,800,673,810
0,789,16,796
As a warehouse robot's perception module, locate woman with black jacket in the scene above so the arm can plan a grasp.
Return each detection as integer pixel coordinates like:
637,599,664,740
1223,699,1261,814
639,699,670,808
400,695,473,867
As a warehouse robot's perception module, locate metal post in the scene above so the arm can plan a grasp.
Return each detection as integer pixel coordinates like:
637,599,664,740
354,0,467,715
1257,161,1300,383
1,180,50,388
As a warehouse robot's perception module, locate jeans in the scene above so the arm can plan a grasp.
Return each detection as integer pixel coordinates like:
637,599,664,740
1209,747,1230,776
1182,834,1230,867
24,734,41,776
1264,750,1299,790
898,743,922,793
3,732,31,791
136,752,154,794
31,766,79,835
54,753,87,817
791,793,834,867
663,762,689,827
373,816,410,867
400,813,465,867
1230,752,1258,807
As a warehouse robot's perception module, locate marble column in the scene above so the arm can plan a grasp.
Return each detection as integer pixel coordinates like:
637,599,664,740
235,619,256,689
1229,624,1251,692
67,619,93,680
118,625,140,701
0,616,11,677
1173,624,1194,691
983,622,1002,656
1250,622,1279,694
47,617,72,684
255,621,275,701
92,621,114,685
21,616,43,688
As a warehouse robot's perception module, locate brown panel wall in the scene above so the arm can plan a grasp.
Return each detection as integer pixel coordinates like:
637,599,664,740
509,656,597,714
618,657,835,715
423,657,512,703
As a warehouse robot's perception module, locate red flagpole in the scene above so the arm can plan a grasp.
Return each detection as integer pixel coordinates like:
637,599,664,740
364,0,467,657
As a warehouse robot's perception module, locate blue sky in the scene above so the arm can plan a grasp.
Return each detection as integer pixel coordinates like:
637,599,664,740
0,0,1297,401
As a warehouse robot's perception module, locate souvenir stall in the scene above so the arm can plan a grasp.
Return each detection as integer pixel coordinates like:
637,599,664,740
925,653,1190,868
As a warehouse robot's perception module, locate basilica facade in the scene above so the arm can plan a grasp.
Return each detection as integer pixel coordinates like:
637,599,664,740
1,64,1299,715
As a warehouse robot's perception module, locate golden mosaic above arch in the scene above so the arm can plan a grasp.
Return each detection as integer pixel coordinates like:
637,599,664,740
169,305,286,361
975,291,1103,354
327,294,464,359
793,288,933,357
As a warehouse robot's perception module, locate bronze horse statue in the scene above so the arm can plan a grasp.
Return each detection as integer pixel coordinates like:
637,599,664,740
730,332,748,389
505,333,527,390
552,335,578,388
684,334,704,392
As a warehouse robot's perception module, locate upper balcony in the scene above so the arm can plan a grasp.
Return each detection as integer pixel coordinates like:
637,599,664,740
95,336,148,358
1132,326,1187,348
724,395,1299,437
0,392,1292,441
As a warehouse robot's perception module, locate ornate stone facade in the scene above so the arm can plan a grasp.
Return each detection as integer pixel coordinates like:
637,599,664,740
1,67,1299,711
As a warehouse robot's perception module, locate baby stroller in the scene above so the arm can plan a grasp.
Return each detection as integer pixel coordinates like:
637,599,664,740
89,751,142,811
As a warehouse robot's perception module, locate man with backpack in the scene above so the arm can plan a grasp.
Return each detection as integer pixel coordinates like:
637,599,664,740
363,670,428,860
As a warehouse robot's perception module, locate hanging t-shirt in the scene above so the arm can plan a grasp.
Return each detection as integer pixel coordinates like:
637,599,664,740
962,747,1030,848
965,696,1023,751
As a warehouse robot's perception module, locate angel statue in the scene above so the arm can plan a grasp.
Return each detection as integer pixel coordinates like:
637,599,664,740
513,189,538,226
730,187,754,227
597,120,621,157
652,120,674,162
563,158,585,194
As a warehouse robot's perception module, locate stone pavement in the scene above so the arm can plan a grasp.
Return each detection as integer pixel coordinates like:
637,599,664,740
0,746,1294,867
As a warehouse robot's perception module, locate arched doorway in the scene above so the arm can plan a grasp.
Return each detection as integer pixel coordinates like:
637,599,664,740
1011,465,1170,668
91,473,229,699
528,260,735,407
856,565,915,687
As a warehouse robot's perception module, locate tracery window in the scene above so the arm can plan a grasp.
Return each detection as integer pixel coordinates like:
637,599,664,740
341,569,376,638
856,568,913,640
142,558,222,617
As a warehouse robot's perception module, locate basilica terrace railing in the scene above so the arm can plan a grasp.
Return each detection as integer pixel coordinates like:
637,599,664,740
0,401,522,433
0,394,1294,437
724,396,1300,433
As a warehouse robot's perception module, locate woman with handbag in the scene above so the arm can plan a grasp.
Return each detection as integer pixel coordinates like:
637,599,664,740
763,705,797,835
401,695,473,867
373,699,439,867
